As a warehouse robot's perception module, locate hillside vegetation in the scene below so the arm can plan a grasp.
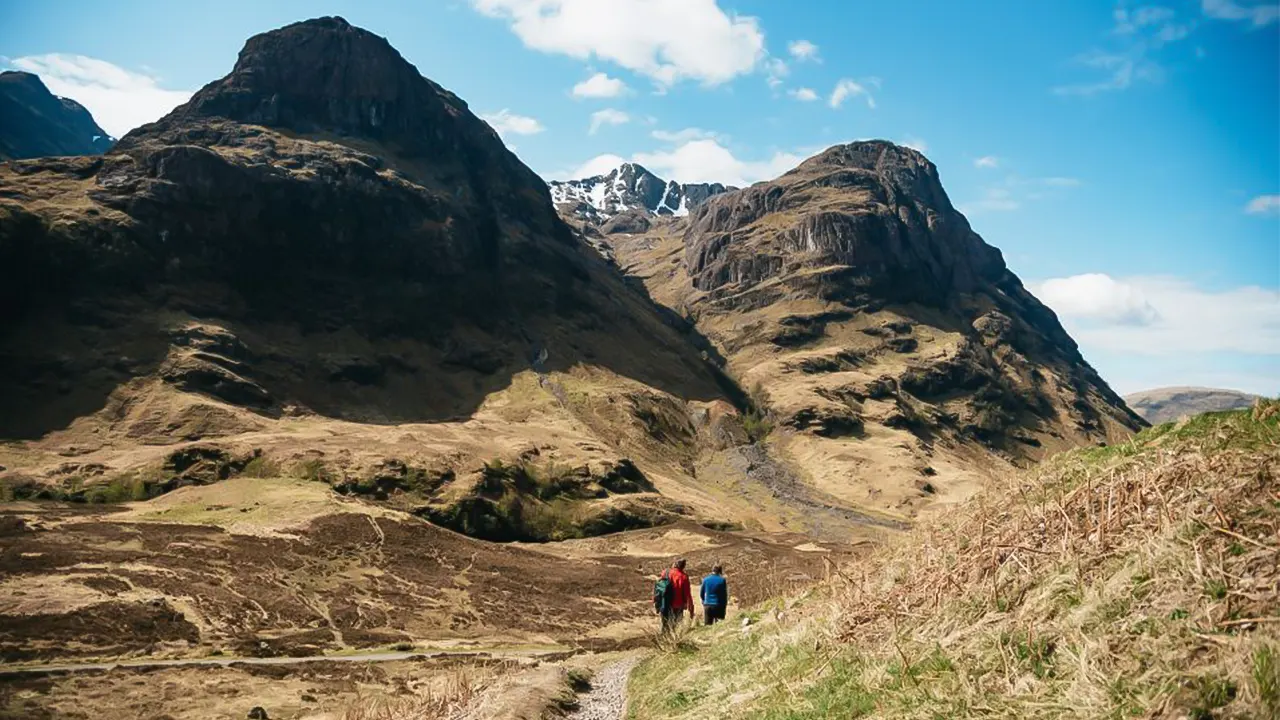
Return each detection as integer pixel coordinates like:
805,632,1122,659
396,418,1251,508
627,401,1280,719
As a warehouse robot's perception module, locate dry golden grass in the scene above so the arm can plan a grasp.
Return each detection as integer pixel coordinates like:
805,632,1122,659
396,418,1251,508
626,402,1280,719
339,670,477,720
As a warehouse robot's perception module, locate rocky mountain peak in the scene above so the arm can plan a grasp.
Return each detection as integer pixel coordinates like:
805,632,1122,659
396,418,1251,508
550,161,734,229
0,70,114,160
685,140,999,302
132,16,478,156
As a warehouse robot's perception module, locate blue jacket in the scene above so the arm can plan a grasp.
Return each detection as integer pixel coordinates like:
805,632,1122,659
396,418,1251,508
700,573,728,607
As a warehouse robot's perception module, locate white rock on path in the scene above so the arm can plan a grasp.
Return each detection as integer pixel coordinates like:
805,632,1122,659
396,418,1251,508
567,657,641,720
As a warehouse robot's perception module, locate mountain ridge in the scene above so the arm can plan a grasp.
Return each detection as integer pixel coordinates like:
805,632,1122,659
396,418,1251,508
549,161,733,227
1125,386,1261,424
0,70,114,160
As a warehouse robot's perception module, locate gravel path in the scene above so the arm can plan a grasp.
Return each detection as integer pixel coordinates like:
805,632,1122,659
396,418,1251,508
568,657,641,720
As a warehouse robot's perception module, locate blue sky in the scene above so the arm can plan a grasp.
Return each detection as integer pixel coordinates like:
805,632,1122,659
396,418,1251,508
2,0,1277,396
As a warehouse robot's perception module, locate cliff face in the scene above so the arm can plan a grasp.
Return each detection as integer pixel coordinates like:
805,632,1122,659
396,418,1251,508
612,141,1145,517
0,71,114,160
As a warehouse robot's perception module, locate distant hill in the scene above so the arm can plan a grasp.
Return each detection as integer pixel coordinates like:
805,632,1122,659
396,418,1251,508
0,70,113,160
1125,386,1261,424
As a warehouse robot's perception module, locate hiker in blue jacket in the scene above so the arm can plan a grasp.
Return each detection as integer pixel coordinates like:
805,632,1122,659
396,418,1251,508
700,563,728,625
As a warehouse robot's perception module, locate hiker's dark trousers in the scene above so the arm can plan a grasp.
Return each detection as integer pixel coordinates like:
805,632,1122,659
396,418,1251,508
704,604,726,626
661,607,684,633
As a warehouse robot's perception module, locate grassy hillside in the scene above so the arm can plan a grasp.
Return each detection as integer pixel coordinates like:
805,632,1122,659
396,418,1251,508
627,402,1280,719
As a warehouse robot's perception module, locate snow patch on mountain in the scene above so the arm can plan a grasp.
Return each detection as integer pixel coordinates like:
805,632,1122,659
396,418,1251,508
549,162,732,222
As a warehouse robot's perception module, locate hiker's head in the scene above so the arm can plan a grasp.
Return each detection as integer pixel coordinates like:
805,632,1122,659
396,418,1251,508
674,558,686,570
712,564,723,575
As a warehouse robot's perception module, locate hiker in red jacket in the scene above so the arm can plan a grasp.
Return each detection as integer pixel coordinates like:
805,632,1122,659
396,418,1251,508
656,558,695,633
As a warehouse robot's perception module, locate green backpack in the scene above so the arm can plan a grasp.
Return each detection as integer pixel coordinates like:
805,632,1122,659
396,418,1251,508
653,572,674,613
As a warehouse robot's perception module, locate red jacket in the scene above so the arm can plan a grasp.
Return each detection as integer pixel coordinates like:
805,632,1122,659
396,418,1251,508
664,568,694,611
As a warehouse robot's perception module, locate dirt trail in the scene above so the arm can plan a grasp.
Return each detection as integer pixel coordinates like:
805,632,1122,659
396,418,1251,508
569,656,641,720
0,645,567,676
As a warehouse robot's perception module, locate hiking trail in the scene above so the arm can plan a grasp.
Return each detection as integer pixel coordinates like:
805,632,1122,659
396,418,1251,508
568,656,641,720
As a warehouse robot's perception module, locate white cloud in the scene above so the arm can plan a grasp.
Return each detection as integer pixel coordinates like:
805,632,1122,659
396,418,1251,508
1246,194,1280,215
959,187,1020,214
588,108,630,134
1202,0,1280,26
571,71,628,98
651,127,720,143
634,139,803,185
1035,273,1162,325
764,57,788,89
975,155,1000,169
787,87,819,102
900,136,928,153
9,54,192,138
1032,274,1280,355
481,109,546,137
566,153,628,178
788,39,820,62
563,139,802,186
472,0,766,86
829,78,878,109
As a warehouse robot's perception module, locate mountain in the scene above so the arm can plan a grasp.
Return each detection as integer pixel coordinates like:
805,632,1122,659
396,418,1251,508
0,70,114,160
549,162,732,228
612,141,1145,515
1125,386,1261,424
0,16,741,541
0,18,1155,711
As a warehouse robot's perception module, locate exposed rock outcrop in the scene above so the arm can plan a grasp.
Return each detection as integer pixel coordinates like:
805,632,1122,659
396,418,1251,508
0,71,114,160
611,140,1146,518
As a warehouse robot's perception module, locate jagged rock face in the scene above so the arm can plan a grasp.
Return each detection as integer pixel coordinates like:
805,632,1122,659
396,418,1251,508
3,17,580,331
550,162,731,220
0,71,114,160
685,142,1005,305
610,140,1145,517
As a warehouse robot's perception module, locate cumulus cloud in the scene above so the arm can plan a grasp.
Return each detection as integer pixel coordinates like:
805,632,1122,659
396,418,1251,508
9,54,192,138
974,155,1000,169
1202,0,1280,26
481,109,546,138
788,39,820,62
1246,194,1280,215
829,78,878,109
588,108,630,134
562,139,802,185
571,71,628,98
1035,273,1162,325
634,139,803,185
1032,274,1280,355
567,153,628,178
788,87,819,102
472,0,766,86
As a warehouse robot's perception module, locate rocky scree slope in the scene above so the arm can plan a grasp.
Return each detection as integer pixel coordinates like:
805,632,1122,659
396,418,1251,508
0,70,114,160
0,17,749,540
612,141,1145,519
